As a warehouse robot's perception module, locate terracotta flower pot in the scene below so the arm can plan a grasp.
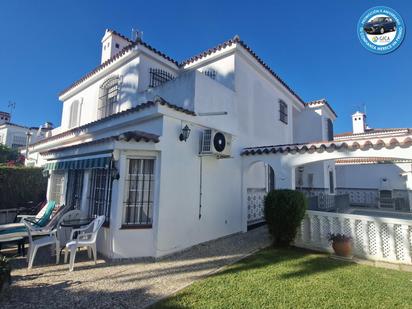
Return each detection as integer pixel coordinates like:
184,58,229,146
332,240,352,257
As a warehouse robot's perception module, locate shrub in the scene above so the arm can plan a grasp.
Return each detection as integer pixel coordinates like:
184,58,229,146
0,166,47,210
0,255,11,292
264,189,307,247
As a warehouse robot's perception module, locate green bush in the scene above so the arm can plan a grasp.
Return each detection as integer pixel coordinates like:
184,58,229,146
0,254,11,292
0,167,47,210
264,189,307,247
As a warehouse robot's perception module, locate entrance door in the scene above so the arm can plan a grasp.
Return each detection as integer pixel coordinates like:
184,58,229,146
66,170,84,209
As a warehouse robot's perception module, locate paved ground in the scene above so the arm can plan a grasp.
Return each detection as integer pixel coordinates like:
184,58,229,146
0,226,270,309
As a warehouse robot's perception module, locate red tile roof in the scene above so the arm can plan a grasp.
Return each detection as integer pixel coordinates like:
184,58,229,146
334,128,411,139
241,136,412,156
40,130,159,156
181,35,305,106
335,157,412,165
305,98,337,118
31,97,195,148
59,32,306,107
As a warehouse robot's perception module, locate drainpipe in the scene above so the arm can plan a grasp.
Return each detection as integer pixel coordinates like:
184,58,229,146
25,131,32,161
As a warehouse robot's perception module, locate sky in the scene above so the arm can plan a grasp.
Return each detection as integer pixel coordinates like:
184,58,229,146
0,0,410,133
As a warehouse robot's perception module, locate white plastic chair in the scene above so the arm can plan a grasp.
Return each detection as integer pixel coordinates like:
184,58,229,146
65,215,105,271
23,220,60,269
56,209,87,263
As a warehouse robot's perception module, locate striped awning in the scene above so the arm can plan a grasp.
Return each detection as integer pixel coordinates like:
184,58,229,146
44,155,111,171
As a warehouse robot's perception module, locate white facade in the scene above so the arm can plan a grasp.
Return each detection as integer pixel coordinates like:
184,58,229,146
28,30,336,259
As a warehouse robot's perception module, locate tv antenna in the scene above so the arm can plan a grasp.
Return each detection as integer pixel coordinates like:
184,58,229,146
8,101,16,116
131,28,143,41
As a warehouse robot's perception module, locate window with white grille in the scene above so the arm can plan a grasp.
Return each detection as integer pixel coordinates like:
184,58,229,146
49,171,65,205
98,76,119,119
123,158,155,227
279,100,288,124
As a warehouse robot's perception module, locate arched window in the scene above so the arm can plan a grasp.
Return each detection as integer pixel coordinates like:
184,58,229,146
69,100,80,128
98,76,120,119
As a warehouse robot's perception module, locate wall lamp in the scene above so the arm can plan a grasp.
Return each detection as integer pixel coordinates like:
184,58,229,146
111,165,120,180
179,125,191,142
42,169,50,178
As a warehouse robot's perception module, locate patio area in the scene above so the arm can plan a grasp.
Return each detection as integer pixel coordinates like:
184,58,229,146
0,226,270,309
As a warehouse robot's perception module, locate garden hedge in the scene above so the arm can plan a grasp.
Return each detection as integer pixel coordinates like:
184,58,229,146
264,189,307,247
0,167,47,210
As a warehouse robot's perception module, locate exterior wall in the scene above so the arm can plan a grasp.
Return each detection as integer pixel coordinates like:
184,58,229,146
234,53,295,147
0,125,31,149
336,163,410,190
154,116,242,257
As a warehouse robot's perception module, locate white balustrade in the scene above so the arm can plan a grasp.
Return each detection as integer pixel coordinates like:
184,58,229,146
296,210,412,264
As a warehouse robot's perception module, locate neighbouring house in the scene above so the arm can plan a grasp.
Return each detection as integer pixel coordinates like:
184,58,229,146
26,29,412,259
0,111,53,155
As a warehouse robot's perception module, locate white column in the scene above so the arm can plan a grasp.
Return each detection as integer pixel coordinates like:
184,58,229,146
361,220,369,255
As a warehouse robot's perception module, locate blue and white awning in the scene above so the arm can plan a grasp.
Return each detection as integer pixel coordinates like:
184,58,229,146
43,154,111,171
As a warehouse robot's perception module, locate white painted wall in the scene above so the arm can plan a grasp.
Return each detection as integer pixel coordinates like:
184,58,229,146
336,163,410,190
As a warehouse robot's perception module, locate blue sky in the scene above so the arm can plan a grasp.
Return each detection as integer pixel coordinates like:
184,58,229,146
0,0,410,133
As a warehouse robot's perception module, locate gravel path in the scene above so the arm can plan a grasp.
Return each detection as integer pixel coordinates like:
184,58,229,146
1,226,270,309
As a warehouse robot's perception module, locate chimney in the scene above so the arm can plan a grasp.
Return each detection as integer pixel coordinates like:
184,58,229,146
352,111,366,134
0,111,10,124
101,29,132,64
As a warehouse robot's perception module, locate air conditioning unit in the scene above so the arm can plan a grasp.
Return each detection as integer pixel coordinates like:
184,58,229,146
200,129,232,158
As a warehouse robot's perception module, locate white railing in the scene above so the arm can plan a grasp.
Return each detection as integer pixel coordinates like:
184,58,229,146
295,210,412,264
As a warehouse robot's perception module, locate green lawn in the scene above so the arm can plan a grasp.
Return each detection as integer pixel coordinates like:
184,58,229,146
153,247,412,309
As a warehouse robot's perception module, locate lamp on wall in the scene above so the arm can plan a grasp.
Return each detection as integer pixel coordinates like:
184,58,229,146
179,125,191,142
110,165,120,180
42,169,50,178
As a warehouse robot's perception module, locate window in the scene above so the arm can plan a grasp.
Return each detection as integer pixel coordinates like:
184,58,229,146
88,168,113,224
123,158,155,227
11,135,26,149
327,118,334,141
115,43,120,48
69,100,80,128
50,171,65,205
308,173,314,189
98,76,119,119
279,100,288,124
203,69,216,80
329,171,335,194
149,68,175,88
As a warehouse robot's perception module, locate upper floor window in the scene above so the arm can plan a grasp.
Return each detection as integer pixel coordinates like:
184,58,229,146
98,76,120,119
279,100,288,124
12,135,26,149
149,68,175,88
327,118,334,141
203,69,216,80
69,100,81,128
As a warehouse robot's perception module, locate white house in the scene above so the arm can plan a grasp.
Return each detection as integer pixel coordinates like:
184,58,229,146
0,111,53,154
26,29,340,259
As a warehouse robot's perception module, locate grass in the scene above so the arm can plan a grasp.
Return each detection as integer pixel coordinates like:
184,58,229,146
153,247,412,308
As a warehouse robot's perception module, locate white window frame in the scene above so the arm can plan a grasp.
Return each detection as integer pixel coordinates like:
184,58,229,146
279,100,288,124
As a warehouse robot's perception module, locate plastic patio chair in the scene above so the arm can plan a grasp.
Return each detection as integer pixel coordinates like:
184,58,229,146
55,209,88,263
23,219,60,269
65,215,105,271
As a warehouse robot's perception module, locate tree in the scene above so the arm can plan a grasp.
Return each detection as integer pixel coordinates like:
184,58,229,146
0,144,19,164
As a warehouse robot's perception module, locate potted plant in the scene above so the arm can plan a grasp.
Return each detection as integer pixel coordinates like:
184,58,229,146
328,233,352,257
0,255,11,293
